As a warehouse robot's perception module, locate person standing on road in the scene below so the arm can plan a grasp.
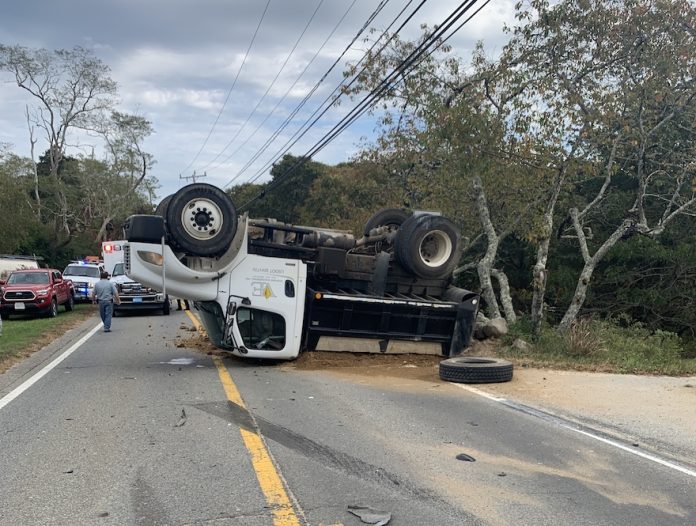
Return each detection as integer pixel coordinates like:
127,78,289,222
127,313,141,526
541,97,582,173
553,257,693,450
91,271,120,332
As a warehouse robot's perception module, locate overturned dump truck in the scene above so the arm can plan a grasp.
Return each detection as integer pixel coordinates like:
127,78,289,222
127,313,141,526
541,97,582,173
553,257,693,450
123,183,479,361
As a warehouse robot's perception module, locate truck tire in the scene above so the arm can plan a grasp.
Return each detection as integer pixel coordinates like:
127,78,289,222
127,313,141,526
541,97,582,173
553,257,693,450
64,294,74,312
395,214,461,279
154,194,172,217
363,208,412,236
166,183,238,257
439,357,513,383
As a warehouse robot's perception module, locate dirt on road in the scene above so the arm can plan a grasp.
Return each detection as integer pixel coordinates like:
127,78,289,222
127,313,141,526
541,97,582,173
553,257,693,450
177,329,696,464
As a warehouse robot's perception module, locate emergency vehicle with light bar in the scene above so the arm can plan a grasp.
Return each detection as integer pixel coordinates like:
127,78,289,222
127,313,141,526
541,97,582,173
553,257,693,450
62,260,105,302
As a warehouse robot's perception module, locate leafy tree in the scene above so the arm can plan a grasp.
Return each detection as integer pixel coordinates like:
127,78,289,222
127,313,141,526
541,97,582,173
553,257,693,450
0,145,39,253
0,45,157,249
495,0,696,329
341,28,549,321
237,154,326,223
298,161,404,233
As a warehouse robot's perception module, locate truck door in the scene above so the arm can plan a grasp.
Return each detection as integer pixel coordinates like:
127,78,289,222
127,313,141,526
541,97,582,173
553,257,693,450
221,255,306,359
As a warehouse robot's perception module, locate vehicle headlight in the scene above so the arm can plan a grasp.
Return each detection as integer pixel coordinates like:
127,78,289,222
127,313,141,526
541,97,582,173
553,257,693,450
36,289,50,296
88,283,95,289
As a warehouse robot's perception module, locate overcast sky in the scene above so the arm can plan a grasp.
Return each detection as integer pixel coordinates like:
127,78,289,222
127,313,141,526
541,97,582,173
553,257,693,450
0,0,517,201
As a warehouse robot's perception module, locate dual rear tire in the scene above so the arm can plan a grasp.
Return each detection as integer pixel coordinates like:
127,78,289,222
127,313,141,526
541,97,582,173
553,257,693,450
156,184,238,257
363,208,462,279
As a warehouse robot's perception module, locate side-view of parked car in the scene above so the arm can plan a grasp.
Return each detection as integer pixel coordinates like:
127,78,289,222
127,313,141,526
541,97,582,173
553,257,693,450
0,269,75,319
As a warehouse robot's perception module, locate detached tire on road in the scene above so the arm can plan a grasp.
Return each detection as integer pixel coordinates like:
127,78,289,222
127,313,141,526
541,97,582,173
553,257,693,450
439,356,513,384
166,183,238,257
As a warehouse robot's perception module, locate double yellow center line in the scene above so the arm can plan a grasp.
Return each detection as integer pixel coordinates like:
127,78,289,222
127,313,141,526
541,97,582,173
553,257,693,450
185,311,301,526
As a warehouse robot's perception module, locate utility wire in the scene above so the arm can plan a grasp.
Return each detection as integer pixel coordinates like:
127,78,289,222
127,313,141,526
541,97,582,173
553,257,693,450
222,0,395,188
224,0,416,189
199,0,326,172
179,0,272,176
239,0,484,210
204,0,362,177
235,0,427,188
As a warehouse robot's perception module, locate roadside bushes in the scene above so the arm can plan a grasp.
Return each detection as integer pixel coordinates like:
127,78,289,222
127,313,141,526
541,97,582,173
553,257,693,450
499,317,695,375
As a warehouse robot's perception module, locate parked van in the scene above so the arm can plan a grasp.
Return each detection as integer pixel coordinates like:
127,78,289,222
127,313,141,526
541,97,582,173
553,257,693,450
0,255,40,280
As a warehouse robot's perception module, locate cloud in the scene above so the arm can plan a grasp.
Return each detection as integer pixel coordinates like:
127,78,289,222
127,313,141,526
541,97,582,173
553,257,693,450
0,0,517,199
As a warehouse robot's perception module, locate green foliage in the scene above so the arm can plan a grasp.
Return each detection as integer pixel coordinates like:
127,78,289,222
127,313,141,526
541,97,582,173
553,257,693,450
0,148,40,253
0,304,94,362
502,317,696,375
297,161,404,233
0,44,157,257
234,154,325,223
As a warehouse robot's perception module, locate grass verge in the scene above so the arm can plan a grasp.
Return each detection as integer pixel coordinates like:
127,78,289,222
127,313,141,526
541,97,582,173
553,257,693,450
497,317,696,376
0,304,97,373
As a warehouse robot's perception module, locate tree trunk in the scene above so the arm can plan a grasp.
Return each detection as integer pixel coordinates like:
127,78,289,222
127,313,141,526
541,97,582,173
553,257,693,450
95,216,112,242
472,176,502,319
491,268,516,323
25,107,41,221
558,216,633,331
531,169,565,340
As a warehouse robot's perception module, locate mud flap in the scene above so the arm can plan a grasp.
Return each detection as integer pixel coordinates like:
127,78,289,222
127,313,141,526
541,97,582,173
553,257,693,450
447,295,479,357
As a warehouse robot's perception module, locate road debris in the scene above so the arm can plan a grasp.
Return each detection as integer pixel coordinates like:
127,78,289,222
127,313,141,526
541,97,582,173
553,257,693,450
174,409,187,427
347,505,391,525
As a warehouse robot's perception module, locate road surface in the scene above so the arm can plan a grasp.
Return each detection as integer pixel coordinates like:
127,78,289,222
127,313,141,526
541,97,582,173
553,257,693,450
0,310,694,525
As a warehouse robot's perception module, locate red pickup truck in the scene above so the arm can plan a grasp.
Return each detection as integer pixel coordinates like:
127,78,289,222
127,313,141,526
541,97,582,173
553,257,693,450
0,269,75,319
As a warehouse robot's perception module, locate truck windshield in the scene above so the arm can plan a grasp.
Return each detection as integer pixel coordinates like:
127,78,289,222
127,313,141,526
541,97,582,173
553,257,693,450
237,308,286,350
8,272,50,285
63,265,100,278
112,263,125,276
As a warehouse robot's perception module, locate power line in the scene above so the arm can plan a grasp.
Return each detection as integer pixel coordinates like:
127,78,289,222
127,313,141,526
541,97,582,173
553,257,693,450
223,0,412,189
179,0,272,176
202,0,362,176
199,0,327,172
239,0,486,210
233,0,426,188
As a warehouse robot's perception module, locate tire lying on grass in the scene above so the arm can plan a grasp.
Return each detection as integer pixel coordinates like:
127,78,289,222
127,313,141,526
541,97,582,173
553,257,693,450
439,356,513,383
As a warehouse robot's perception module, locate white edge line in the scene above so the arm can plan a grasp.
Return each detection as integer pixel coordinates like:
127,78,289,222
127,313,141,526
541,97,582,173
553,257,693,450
0,322,103,411
454,383,696,479
454,382,508,402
